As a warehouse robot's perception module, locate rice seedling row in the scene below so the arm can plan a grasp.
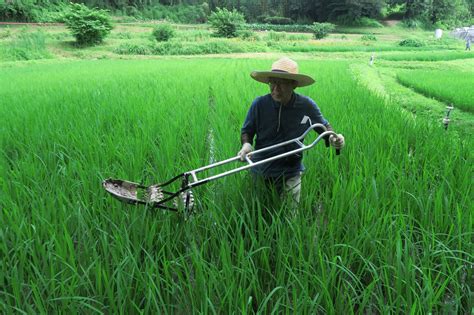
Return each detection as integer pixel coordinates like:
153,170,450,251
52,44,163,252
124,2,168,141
397,68,474,113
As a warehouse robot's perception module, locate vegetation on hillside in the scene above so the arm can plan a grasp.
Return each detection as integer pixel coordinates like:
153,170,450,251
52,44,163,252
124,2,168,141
0,0,472,28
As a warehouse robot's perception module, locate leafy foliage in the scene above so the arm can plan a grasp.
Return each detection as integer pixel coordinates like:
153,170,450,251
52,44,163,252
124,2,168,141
0,1,36,22
152,23,175,42
245,24,312,33
122,3,208,23
361,34,378,41
63,3,113,46
208,7,245,38
399,38,426,47
311,22,335,40
263,16,294,25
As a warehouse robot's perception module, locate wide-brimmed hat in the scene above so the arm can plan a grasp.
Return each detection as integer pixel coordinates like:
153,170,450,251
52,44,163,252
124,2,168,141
250,57,315,87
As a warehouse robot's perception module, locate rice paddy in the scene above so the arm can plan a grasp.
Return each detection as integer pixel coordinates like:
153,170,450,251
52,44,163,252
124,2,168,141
1,56,472,313
397,68,474,113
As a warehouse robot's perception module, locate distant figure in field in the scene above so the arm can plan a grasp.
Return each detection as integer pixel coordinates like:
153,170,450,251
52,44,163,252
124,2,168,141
369,54,375,66
238,57,345,207
466,37,471,51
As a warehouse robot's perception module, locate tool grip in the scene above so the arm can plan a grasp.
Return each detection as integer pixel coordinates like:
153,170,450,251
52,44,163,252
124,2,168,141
324,137,341,155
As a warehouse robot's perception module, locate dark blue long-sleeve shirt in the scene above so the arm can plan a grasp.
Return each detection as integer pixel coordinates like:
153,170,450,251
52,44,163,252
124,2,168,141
241,93,329,178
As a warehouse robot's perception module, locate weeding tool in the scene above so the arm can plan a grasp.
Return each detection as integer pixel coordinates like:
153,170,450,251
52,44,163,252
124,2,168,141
103,123,340,212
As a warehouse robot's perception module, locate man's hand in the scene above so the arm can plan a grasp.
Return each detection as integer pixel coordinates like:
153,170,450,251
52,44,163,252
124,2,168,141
238,143,253,161
329,134,345,150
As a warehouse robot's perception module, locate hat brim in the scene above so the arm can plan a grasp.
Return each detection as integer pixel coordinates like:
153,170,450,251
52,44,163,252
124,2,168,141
251,71,315,87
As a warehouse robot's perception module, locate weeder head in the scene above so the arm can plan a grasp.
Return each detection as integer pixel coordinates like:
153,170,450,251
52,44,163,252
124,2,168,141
103,178,195,213
174,190,195,214
102,178,164,205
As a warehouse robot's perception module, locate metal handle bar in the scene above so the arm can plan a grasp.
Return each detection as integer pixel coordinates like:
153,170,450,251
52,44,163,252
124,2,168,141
185,123,338,188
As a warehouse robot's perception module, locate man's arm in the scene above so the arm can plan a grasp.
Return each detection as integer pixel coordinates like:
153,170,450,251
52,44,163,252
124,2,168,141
241,133,253,145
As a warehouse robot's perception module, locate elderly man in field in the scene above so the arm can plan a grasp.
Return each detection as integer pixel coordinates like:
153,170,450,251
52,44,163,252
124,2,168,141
238,57,345,206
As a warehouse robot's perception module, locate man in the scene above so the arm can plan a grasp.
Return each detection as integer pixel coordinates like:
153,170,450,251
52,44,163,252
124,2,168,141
238,57,345,205
466,37,471,51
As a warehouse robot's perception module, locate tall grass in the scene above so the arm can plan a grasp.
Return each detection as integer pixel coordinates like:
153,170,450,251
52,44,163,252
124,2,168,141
1,59,472,313
0,29,50,61
397,69,474,113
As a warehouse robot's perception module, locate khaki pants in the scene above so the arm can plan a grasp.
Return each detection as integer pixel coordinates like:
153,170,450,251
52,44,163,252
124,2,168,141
252,172,302,205
284,172,302,204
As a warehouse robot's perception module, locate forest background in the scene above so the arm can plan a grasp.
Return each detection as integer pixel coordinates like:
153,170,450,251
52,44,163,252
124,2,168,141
1,0,473,30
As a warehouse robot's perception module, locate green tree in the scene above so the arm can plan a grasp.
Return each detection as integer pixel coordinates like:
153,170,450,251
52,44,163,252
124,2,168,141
311,21,335,39
208,7,245,37
63,3,113,46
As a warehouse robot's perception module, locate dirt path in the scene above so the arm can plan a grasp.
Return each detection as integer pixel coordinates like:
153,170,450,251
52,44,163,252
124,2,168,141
383,20,400,27
0,22,64,26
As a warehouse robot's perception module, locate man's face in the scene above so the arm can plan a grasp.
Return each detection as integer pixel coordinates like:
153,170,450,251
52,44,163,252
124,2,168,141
268,78,297,104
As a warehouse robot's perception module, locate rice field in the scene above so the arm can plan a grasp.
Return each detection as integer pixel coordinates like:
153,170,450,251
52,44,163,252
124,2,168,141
397,68,474,113
380,50,474,61
1,58,473,313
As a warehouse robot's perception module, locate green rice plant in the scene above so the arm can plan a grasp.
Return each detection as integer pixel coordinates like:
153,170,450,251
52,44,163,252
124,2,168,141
380,51,474,61
0,59,472,314
397,69,474,113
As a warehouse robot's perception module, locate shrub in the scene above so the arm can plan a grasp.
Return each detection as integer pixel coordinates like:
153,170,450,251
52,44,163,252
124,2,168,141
264,16,294,25
63,3,113,46
208,7,245,38
361,34,377,41
311,22,335,40
152,23,175,42
399,38,426,47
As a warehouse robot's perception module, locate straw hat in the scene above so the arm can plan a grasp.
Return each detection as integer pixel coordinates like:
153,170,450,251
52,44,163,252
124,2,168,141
250,57,315,87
